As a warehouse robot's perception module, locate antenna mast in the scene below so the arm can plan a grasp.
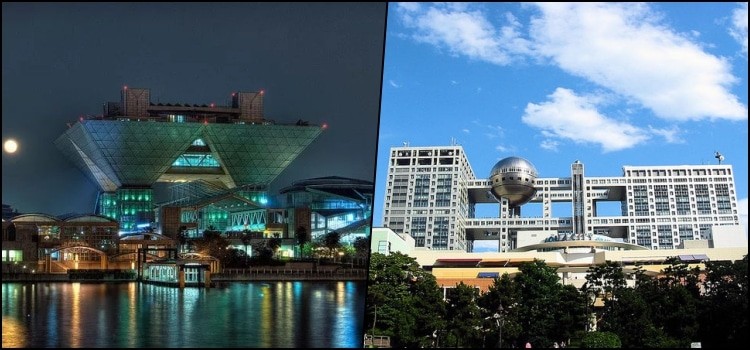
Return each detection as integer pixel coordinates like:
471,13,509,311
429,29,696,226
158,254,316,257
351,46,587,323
714,151,725,164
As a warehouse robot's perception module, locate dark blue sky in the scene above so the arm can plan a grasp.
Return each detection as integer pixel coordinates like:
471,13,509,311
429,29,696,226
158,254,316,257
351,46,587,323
2,3,387,215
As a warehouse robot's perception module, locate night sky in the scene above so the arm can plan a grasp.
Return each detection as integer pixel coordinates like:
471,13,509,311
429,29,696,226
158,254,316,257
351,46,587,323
2,3,387,215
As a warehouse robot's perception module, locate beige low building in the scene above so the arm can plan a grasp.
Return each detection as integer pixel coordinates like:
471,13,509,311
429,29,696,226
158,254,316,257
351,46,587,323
371,227,747,293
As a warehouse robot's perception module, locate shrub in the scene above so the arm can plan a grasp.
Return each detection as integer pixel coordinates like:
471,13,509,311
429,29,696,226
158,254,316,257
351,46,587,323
581,331,621,348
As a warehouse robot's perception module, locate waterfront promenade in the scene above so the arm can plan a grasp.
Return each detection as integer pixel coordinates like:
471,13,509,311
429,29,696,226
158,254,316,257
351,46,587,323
1,264,367,283
215,266,367,281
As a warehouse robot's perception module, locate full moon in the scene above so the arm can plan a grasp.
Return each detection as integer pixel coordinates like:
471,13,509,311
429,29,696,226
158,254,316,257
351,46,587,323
4,139,18,154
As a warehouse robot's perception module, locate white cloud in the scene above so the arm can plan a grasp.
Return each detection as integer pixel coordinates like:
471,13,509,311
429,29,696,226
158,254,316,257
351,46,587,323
484,125,504,139
389,80,401,88
529,3,747,121
730,2,748,56
540,139,560,151
451,80,459,85
397,3,531,65
648,125,684,144
397,3,747,121
495,145,511,153
522,88,650,152
739,198,748,237
462,128,470,134
471,120,505,139
397,2,420,13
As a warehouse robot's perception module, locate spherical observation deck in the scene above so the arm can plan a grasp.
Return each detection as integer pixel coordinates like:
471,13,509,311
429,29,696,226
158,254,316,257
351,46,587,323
489,156,538,207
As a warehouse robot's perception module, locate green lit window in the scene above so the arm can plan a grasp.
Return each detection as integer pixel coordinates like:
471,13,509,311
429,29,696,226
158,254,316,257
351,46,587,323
172,154,220,167
168,114,186,123
2,250,23,262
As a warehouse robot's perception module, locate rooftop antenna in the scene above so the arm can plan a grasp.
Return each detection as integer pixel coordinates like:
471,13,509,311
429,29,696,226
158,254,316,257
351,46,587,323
402,141,409,147
714,151,725,164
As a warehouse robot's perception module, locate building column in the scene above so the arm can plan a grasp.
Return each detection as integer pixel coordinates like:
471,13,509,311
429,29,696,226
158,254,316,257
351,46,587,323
178,268,185,289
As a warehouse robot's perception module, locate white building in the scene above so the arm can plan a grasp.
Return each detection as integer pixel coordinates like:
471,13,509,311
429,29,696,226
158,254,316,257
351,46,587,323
370,227,415,256
382,145,743,252
383,146,476,251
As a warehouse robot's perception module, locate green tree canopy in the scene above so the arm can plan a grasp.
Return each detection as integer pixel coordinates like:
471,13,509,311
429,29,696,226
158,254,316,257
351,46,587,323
445,282,483,348
367,252,445,348
322,231,341,257
581,331,621,348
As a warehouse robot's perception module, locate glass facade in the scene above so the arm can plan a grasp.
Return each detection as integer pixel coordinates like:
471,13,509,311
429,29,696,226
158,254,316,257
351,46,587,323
99,189,154,232
432,217,450,250
633,185,649,216
56,120,323,236
172,154,220,167
202,206,230,231
411,217,427,247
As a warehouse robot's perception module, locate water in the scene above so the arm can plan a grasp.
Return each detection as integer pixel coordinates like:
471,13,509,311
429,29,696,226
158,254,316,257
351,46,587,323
2,281,365,348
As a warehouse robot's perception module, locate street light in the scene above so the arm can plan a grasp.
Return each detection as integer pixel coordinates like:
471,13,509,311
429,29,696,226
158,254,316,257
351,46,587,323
494,304,504,348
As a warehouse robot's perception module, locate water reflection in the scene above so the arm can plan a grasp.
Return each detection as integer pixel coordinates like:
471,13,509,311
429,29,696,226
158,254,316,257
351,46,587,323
1,281,365,348
2,317,28,348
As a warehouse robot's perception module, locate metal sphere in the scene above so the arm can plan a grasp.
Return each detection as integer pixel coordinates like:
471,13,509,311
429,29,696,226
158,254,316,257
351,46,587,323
489,156,538,206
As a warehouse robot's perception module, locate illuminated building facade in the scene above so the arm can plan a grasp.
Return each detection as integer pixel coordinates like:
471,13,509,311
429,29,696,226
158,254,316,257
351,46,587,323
382,145,743,252
55,87,323,235
1,214,120,271
280,176,373,245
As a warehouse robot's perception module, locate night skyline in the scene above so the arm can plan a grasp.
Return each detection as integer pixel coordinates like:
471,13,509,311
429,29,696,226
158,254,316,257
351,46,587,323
2,2,387,215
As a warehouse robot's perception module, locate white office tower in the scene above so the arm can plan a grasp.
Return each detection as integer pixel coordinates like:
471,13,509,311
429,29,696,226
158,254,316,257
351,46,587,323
382,145,743,252
383,146,476,250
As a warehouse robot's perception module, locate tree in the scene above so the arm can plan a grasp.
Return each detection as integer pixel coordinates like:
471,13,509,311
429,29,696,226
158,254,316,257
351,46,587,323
698,256,748,348
478,273,523,348
513,260,568,347
597,287,651,347
554,284,588,344
584,261,627,301
193,229,229,261
445,282,483,347
295,226,308,256
323,231,341,258
221,247,249,268
590,260,687,348
267,237,282,257
367,252,445,348
301,242,317,258
635,269,700,347
581,331,621,348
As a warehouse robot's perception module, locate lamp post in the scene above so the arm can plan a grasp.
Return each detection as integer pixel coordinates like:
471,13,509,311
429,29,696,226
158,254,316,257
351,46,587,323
495,304,504,348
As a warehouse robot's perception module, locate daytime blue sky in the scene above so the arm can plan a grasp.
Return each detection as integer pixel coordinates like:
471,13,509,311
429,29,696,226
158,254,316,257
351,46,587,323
374,2,749,251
